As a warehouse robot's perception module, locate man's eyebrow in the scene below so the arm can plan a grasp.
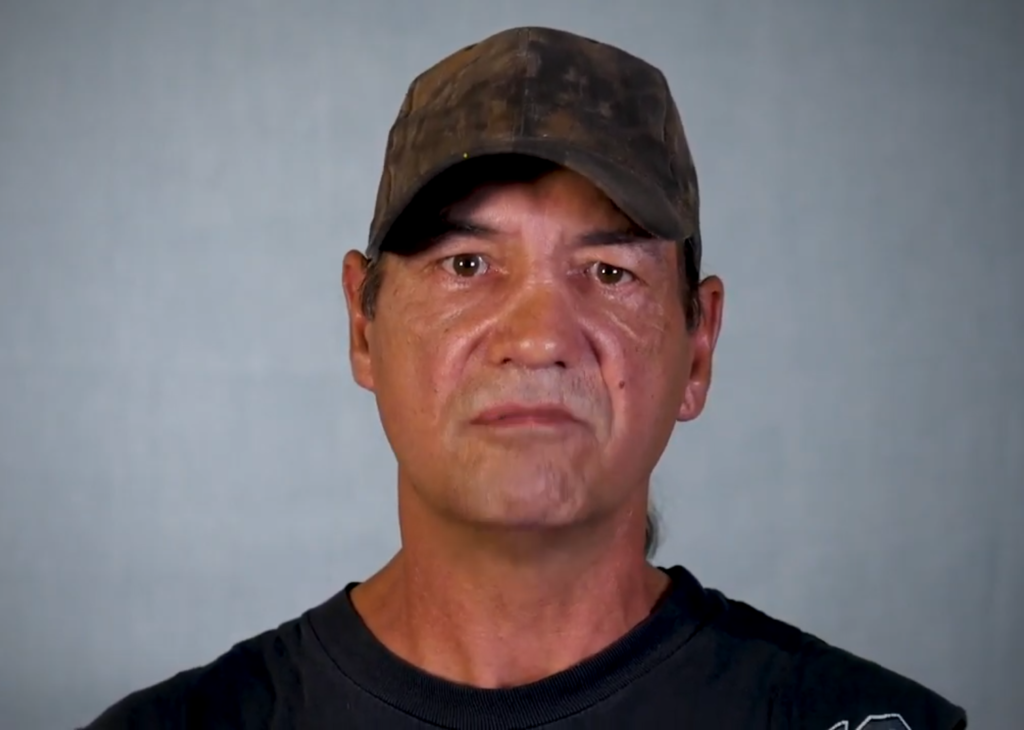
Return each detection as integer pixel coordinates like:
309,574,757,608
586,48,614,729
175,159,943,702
419,217,665,251
435,213,499,239
406,213,498,252
579,229,655,246
579,228,674,261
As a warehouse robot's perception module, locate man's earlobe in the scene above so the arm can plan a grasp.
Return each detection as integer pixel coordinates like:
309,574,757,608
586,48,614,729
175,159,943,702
676,275,724,423
342,250,376,392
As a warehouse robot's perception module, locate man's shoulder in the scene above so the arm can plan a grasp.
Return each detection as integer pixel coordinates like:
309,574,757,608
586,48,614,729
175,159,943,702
80,623,294,730
703,593,968,730
781,636,967,730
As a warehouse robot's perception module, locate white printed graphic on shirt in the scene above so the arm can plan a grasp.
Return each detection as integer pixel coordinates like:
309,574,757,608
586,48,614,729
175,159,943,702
827,714,911,730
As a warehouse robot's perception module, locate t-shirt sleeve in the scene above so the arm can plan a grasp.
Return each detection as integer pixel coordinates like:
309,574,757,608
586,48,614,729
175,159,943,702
78,669,200,730
777,638,968,730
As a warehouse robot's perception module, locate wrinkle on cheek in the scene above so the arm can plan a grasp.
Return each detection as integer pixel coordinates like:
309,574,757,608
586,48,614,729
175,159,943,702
387,276,448,336
385,282,479,399
595,293,686,422
602,296,673,359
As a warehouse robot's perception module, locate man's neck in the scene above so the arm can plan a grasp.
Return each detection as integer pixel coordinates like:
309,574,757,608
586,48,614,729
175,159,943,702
349,500,669,688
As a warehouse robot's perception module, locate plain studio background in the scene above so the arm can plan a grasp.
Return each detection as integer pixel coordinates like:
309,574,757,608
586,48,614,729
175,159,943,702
0,1,1020,728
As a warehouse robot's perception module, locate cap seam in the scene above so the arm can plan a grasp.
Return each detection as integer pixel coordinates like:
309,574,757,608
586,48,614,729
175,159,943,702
515,27,530,139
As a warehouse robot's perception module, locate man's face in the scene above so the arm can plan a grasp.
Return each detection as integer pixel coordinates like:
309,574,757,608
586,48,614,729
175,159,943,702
343,167,722,533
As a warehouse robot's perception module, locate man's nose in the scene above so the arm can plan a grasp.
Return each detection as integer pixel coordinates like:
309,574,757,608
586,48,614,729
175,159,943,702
485,280,590,370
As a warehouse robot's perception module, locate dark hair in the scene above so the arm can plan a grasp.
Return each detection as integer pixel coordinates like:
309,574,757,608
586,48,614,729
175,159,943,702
644,507,661,559
359,155,699,559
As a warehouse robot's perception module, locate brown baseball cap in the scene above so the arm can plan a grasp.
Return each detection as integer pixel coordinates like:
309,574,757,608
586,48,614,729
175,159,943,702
367,26,701,270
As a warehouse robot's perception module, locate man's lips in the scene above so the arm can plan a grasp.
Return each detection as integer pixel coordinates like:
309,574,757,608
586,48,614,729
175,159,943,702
470,403,581,427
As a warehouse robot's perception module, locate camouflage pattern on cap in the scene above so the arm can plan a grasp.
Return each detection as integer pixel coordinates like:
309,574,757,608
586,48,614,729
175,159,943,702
368,26,701,270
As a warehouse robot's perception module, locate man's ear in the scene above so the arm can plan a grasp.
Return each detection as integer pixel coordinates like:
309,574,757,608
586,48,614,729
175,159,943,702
677,275,724,422
341,250,376,392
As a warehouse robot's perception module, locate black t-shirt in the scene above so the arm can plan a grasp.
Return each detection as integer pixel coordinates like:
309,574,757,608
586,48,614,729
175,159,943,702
81,566,967,729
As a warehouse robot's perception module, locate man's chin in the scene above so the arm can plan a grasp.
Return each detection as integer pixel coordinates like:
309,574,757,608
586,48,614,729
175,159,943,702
445,480,594,533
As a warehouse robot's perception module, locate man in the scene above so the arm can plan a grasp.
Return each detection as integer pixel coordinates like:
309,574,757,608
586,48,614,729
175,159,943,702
82,26,967,730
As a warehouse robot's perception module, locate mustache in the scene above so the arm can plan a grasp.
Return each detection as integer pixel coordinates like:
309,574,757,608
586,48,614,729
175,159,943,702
456,373,607,421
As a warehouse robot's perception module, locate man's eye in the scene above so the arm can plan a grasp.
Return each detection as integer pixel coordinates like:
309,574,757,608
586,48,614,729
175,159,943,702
590,261,635,285
441,253,489,277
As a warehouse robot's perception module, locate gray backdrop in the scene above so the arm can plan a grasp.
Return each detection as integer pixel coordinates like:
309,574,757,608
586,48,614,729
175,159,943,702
1,1,1020,728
